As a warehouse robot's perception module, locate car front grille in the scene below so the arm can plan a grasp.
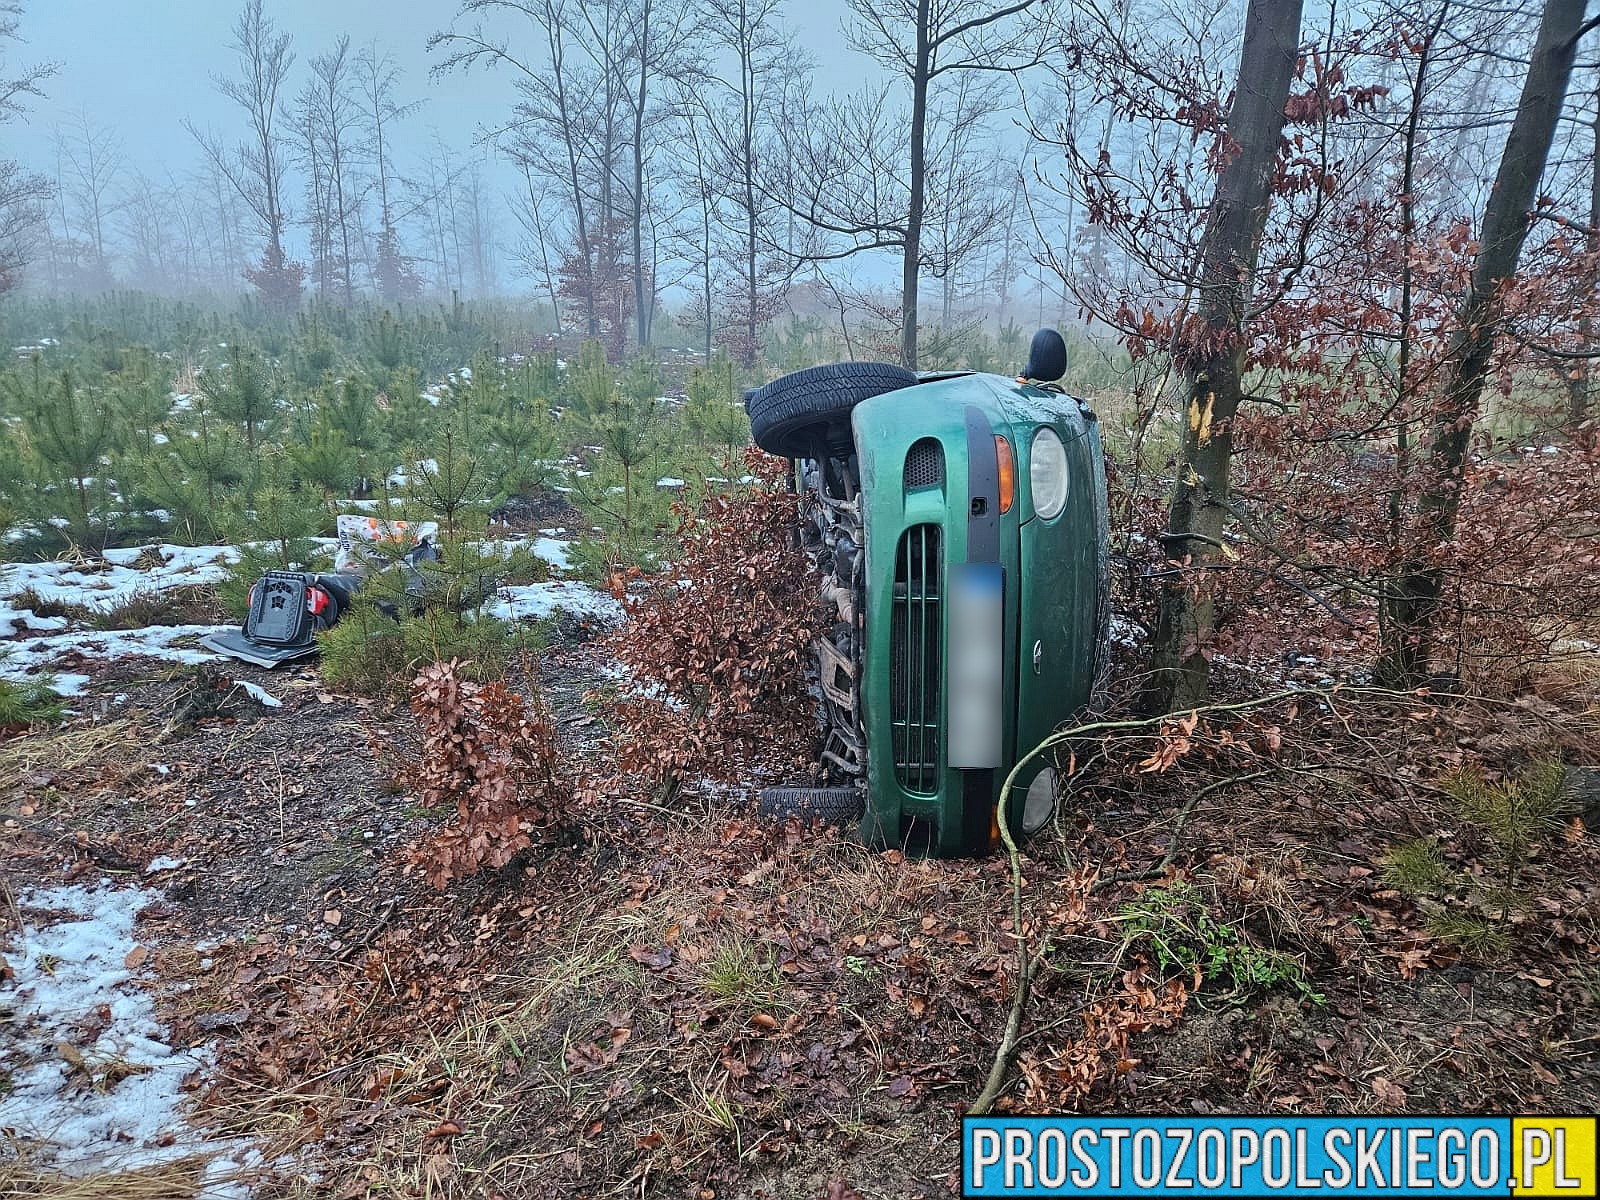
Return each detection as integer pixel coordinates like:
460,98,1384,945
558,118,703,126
890,524,942,793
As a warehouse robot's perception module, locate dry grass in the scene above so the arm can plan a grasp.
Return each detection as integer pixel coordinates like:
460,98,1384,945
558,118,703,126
203,922,649,1198
0,720,139,779
0,1157,211,1200
191,806,1016,1197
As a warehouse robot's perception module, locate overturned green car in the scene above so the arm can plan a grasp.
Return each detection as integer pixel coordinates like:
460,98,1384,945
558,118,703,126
747,330,1110,857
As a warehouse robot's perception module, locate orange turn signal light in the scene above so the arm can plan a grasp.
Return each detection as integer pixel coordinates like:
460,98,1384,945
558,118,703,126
995,435,1015,514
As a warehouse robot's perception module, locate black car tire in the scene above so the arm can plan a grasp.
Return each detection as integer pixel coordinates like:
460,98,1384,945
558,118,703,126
757,786,865,826
745,362,918,458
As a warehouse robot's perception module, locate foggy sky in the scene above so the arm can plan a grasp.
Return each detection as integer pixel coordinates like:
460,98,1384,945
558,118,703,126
12,0,857,228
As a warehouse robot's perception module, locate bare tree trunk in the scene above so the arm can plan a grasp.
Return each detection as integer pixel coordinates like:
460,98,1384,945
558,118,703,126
901,0,930,369
1383,2,1448,662
1378,0,1589,687
1146,0,1305,713
632,0,653,349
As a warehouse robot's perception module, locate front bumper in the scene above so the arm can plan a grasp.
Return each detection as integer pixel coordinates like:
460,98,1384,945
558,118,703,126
853,384,1023,856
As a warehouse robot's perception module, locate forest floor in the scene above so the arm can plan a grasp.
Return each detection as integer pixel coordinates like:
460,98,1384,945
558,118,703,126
2,559,1599,1197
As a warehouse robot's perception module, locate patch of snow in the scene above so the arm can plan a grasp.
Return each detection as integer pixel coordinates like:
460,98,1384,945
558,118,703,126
485,581,622,624
144,855,188,874
657,477,686,490
0,603,69,637
1109,614,1144,649
0,625,229,692
0,882,224,1175
229,679,281,708
1,545,237,615
533,537,570,570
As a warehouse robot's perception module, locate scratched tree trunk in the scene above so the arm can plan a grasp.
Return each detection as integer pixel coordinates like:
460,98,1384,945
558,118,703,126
1146,0,1305,714
1377,0,1588,688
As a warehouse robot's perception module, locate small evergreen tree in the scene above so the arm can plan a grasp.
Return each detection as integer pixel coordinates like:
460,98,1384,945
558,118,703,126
569,341,663,546
683,352,746,457
289,417,359,501
290,309,337,387
409,425,489,543
482,360,559,502
381,366,435,453
110,348,176,447
218,455,328,614
138,387,247,544
8,360,116,553
366,309,411,374
200,343,281,452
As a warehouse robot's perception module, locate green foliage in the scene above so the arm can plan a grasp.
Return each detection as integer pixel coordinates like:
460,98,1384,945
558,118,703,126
701,940,782,1011
1424,912,1511,961
366,309,411,373
314,601,406,696
480,358,559,502
290,310,338,387
136,385,249,545
1438,758,1568,857
1380,838,1450,895
109,348,175,446
199,343,281,451
407,427,491,542
325,375,384,458
683,352,747,456
316,601,546,700
0,675,66,726
1115,881,1321,1003
568,342,665,551
6,358,116,552
1382,758,1572,959
289,416,360,500
380,366,435,450
216,458,330,615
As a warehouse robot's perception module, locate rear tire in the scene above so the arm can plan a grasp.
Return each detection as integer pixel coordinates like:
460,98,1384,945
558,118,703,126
757,786,864,826
745,362,917,458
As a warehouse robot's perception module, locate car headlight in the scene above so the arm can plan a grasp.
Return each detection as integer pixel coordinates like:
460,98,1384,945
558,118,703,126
1022,766,1057,834
1029,427,1069,520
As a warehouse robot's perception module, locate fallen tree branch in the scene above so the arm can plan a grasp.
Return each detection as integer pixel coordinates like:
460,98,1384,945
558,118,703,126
967,688,1330,1115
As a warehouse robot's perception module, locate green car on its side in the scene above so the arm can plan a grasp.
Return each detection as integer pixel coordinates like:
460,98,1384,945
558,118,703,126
746,331,1110,857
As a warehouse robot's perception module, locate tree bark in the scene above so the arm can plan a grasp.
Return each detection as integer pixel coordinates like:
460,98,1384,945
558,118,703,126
1569,74,1600,428
1146,0,1305,714
1377,0,1588,687
901,0,931,370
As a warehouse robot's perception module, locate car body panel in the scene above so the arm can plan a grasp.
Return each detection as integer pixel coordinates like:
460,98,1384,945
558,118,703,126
850,371,1105,855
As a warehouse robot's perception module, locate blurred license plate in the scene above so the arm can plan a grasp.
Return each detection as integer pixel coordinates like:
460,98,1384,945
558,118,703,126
947,563,1003,769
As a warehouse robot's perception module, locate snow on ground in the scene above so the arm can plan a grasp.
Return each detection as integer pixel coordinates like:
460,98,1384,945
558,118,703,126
532,537,572,570
471,535,573,572
0,545,238,615
0,625,229,695
226,679,282,708
486,580,622,624
0,529,609,693
0,881,243,1178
